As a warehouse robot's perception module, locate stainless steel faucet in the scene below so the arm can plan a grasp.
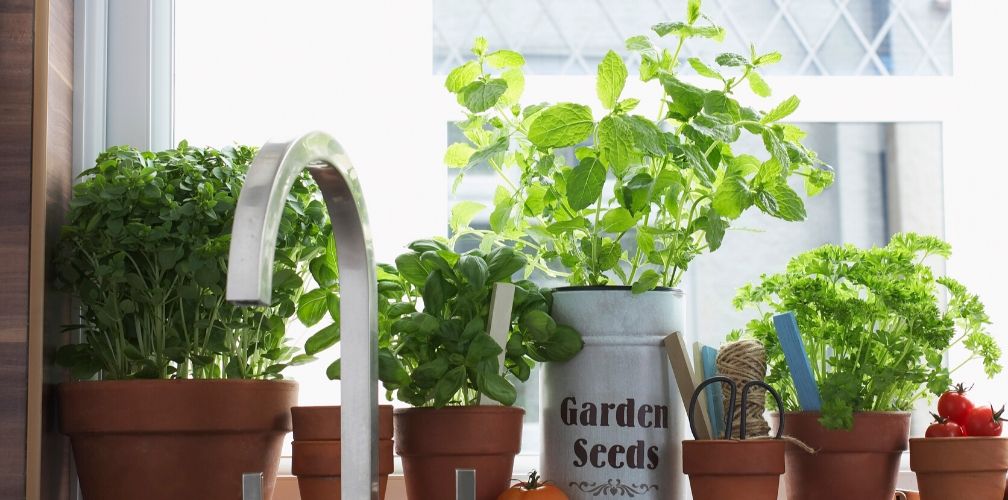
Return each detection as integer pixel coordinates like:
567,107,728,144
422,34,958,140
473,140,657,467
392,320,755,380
226,131,380,499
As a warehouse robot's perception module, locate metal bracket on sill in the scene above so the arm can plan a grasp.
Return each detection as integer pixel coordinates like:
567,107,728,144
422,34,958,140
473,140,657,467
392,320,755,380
456,468,476,500
242,472,263,500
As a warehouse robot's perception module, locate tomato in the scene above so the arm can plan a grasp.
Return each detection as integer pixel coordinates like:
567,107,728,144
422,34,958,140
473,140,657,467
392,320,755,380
925,412,965,438
498,471,568,500
937,383,974,425
964,405,1006,437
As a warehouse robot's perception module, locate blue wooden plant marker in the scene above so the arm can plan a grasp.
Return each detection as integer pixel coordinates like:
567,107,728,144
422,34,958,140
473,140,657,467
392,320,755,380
700,345,725,433
773,312,822,411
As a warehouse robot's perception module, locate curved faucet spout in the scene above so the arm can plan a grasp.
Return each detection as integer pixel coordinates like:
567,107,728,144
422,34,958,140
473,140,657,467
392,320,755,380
226,131,379,499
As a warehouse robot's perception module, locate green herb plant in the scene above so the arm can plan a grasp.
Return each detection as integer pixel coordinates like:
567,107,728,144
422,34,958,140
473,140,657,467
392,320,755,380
297,238,583,407
729,233,1001,429
54,143,329,380
443,0,834,291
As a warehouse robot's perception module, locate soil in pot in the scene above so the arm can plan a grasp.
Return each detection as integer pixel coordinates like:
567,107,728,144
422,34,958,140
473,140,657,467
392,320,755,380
770,411,910,500
395,406,524,500
910,437,1008,500
291,405,395,500
682,439,785,500
59,379,296,500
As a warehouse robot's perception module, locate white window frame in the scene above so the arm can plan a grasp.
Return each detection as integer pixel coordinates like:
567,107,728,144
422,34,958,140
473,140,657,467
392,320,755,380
83,0,1008,493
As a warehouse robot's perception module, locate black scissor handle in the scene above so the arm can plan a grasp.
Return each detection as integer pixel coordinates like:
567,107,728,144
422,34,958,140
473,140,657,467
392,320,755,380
689,376,736,440
740,380,784,440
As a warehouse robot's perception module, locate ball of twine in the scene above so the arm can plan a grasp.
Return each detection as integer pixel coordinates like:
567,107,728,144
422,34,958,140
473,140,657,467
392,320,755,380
715,339,770,439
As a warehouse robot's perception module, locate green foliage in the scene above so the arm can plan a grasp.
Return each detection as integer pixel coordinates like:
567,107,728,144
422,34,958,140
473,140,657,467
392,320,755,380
442,0,833,292
304,238,583,407
729,233,1001,430
53,143,328,380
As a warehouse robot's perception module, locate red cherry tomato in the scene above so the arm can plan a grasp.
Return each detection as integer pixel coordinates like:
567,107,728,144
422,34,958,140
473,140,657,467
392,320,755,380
925,412,965,438
937,383,974,426
964,405,1006,437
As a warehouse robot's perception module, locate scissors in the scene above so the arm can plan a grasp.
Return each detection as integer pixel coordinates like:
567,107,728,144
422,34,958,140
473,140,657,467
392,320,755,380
688,376,785,440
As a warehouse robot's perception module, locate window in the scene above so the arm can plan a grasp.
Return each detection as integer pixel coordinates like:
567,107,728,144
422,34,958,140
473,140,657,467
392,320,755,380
92,0,1006,486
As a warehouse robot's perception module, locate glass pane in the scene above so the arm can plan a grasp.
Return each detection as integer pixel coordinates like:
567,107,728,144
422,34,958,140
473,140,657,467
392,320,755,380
433,0,954,75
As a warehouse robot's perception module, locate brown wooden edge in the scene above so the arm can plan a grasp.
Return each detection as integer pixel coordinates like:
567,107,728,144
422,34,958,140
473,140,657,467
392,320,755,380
28,0,51,498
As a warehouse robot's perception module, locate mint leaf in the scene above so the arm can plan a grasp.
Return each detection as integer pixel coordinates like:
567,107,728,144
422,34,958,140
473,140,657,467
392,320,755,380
689,58,721,80
445,61,481,93
601,208,636,233
598,115,633,176
597,50,628,110
461,79,508,113
616,98,640,113
489,198,514,232
528,103,594,148
450,201,486,232
712,175,751,219
756,181,805,221
704,209,727,251
762,95,800,123
715,53,748,67
687,0,702,24
748,71,772,97
444,143,475,168
659,74,705,120
485,49,525,68
632,269,661,294
565,157,606,210
626,115,665,156
754,51,783,66
472,36,488,57
762,129,791,169
653,22,725,41
500,68,525,105
690,112,740,142
467,137,508,168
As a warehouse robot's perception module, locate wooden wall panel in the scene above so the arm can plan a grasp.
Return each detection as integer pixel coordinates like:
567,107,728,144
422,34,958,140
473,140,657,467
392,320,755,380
0,0,37,497
36,0,75,498
0,0,74,497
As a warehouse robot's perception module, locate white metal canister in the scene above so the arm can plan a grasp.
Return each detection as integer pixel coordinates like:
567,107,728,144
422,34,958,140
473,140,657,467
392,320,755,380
542,287,684,499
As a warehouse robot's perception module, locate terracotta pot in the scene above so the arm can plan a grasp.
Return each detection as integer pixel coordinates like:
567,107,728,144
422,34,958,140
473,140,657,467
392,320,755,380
770,411,910,500
395,406,524,500
292,440,395,499
291,405,395,499
292,405,394,441
910,437,1008,500
59,379,296,500
682,439,785,500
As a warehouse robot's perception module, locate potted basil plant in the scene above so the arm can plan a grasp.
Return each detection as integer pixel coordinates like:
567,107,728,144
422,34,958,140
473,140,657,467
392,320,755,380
294,237,582,500
53,143,328,500
443,0,834,495
730,232,1002,499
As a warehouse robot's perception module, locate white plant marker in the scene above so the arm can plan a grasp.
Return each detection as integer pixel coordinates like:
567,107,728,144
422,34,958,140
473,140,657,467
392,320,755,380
664,332,714,440
480,282,516,406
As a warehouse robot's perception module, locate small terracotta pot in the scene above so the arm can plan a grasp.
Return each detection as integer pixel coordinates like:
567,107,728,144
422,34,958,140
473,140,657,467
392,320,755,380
770,411,910,500
292,405,394,441
682,439,785,500
395,406,524,500
910,437,1008,500
60,379,296,500
292,440,395,499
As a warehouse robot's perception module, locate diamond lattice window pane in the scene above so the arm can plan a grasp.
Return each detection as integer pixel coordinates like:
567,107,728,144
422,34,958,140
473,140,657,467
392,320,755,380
433,0,953,76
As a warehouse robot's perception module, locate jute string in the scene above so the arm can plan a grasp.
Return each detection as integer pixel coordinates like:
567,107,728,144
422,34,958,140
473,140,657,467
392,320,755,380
715,340,816,454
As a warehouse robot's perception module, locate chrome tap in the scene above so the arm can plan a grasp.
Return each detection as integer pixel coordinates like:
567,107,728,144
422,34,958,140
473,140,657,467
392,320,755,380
226,131,379,499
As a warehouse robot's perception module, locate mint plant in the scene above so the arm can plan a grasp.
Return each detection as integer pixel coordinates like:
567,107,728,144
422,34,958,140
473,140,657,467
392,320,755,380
443,0,833,291
730,233,1001,429
299,237,583,407
54,143,328,379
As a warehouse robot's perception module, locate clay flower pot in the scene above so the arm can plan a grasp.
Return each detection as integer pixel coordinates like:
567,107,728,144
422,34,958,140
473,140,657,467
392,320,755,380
910,437,1008,500
291,405,395,500
395,406,524,500
59,379,296,500
682,439,785,500
770,411,910,500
